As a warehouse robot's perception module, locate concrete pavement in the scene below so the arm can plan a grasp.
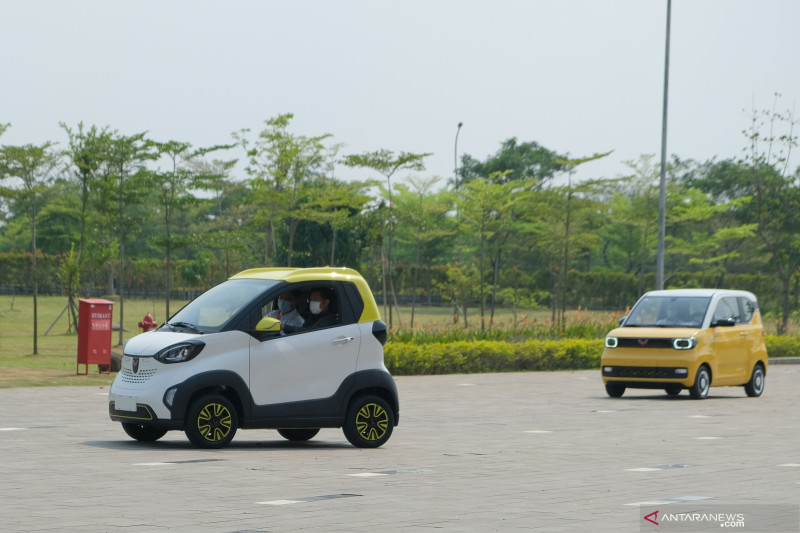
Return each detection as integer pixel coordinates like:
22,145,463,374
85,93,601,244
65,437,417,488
1,366,799,532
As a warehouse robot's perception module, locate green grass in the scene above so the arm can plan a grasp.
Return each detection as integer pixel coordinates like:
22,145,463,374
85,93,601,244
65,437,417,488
0,295,187,388
1,294,797,387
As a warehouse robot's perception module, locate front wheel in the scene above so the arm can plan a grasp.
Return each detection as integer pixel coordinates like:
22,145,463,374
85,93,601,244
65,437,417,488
665,384,682,396
605,383,625,398
122,423,168,442
689,366,710,399
343,395,394,448
744,363,765,397
185,394,238,449
277,428,320,442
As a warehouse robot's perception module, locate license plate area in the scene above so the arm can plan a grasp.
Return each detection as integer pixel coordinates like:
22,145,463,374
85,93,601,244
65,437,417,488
115,395,137,412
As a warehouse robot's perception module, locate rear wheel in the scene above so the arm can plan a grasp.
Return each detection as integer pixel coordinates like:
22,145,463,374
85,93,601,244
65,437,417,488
185,394,238,449
689,366,710,399
605,383,625,398
122,423,168,442
744,363,765,397
277,428,320,442
343,395,393,448
665,384,682,396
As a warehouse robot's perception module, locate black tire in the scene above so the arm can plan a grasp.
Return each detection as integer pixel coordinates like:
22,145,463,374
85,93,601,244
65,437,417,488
605,383,625,398
185,394,238,449
343,394,394,448
277,428,320,442
665,384,682,396
744,363,765,397
689,366,711,399
121,422,168,442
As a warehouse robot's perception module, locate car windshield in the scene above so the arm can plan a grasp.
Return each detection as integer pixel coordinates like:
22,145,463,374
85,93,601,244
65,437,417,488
166,279,279,333
624,295,711,328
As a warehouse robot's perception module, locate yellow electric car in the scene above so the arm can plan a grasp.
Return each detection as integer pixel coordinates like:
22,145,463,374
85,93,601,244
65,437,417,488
601,289,767,399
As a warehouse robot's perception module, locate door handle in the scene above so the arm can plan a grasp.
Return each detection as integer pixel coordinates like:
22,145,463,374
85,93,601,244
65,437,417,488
332,336,355,345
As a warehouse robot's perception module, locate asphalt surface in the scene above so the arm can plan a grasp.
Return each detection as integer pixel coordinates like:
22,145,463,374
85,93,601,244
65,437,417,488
1,366,799,532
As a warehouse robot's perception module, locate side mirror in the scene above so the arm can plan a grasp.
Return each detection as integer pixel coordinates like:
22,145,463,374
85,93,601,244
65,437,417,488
711,317,736,328
619,315,628,326
255,316,281,333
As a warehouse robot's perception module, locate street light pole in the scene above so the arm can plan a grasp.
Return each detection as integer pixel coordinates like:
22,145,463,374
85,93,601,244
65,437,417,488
454,122,463,189
656,0,672,290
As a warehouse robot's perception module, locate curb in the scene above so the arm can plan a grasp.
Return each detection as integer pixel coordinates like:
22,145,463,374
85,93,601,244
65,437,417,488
769,357,800,365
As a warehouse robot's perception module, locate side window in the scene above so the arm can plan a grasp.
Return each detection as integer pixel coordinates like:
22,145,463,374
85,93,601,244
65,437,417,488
713,297,741,323
738,297,755,323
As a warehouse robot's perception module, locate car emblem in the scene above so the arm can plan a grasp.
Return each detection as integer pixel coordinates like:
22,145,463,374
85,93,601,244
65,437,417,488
132,357,140,374
637,339,649,346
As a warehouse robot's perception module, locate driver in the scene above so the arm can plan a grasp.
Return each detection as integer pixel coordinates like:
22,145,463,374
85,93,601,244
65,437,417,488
266,290,305,333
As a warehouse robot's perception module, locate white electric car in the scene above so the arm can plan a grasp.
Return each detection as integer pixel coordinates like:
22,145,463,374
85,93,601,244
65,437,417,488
108,267,398,449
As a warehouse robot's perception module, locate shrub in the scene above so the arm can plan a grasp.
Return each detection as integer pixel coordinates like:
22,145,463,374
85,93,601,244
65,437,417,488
385,338,603,375
765,335,800,358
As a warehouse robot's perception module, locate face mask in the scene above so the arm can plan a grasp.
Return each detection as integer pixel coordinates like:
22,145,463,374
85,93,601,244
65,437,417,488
278,299,293,313
309,301,323,315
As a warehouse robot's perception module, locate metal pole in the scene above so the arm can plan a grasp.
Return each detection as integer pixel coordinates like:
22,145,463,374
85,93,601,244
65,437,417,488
454,122,463,189
656,0,672,290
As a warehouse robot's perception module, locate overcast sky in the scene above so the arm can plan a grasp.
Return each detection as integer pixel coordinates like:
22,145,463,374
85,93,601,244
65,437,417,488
2,1,799,185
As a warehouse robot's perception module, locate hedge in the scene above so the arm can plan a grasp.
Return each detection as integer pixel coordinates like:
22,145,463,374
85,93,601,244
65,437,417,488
384,335,800,376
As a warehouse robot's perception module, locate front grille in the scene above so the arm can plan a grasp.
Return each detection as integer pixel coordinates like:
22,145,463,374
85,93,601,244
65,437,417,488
617,338,675,349
604,366,682,379
119,367,157,384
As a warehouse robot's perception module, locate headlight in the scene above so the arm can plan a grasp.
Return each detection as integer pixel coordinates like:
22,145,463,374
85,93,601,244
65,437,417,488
605,337,618,348
672,337,697,350
154,341,205,363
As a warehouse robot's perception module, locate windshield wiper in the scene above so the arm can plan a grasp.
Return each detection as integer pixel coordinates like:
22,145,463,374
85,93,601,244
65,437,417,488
166,321,202,334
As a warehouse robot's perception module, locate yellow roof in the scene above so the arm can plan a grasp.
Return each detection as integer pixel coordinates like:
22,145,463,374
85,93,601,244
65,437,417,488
230,267,363,283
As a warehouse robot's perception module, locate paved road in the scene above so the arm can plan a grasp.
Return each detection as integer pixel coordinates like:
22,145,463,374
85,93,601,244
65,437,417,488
1,366,799,532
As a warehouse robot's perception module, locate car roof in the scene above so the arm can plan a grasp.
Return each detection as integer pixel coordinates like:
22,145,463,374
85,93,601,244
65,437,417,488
642,288,757,300
229,267,364,283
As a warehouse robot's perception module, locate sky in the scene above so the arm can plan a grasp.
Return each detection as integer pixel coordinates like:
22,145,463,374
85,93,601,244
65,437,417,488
2,0,799,186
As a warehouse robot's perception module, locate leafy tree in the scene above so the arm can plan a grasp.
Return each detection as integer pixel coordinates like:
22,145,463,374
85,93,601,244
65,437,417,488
341,149,430,326
393,176,454,328
457,138,567,187
144,140,234,317
234,114,333,266
0,141,61,354
457,173,515,329
93,132,153,344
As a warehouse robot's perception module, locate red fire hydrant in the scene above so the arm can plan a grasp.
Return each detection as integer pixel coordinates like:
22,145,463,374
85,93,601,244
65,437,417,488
138,313,158,332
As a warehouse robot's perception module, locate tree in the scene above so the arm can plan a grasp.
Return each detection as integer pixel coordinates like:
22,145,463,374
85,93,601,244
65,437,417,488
394,176,454,328
341,149,430,326
536,152,609,328
145,140,234,317
457,173,515,330
457,138,567,187
97,132,153,345
234,114,333,266
738,97,800,334
0,141,60,354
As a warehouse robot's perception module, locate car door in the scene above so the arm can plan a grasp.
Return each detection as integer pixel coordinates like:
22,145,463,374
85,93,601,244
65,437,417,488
248,284,361,408
710,296,744,384
734,296,761,381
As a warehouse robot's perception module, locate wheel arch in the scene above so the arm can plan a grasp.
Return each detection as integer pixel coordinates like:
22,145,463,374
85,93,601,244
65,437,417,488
170,370,251,427
349,370,399,426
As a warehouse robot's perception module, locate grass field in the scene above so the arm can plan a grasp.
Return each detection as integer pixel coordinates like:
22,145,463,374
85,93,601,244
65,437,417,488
0,295,190,388
1,294,794,388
